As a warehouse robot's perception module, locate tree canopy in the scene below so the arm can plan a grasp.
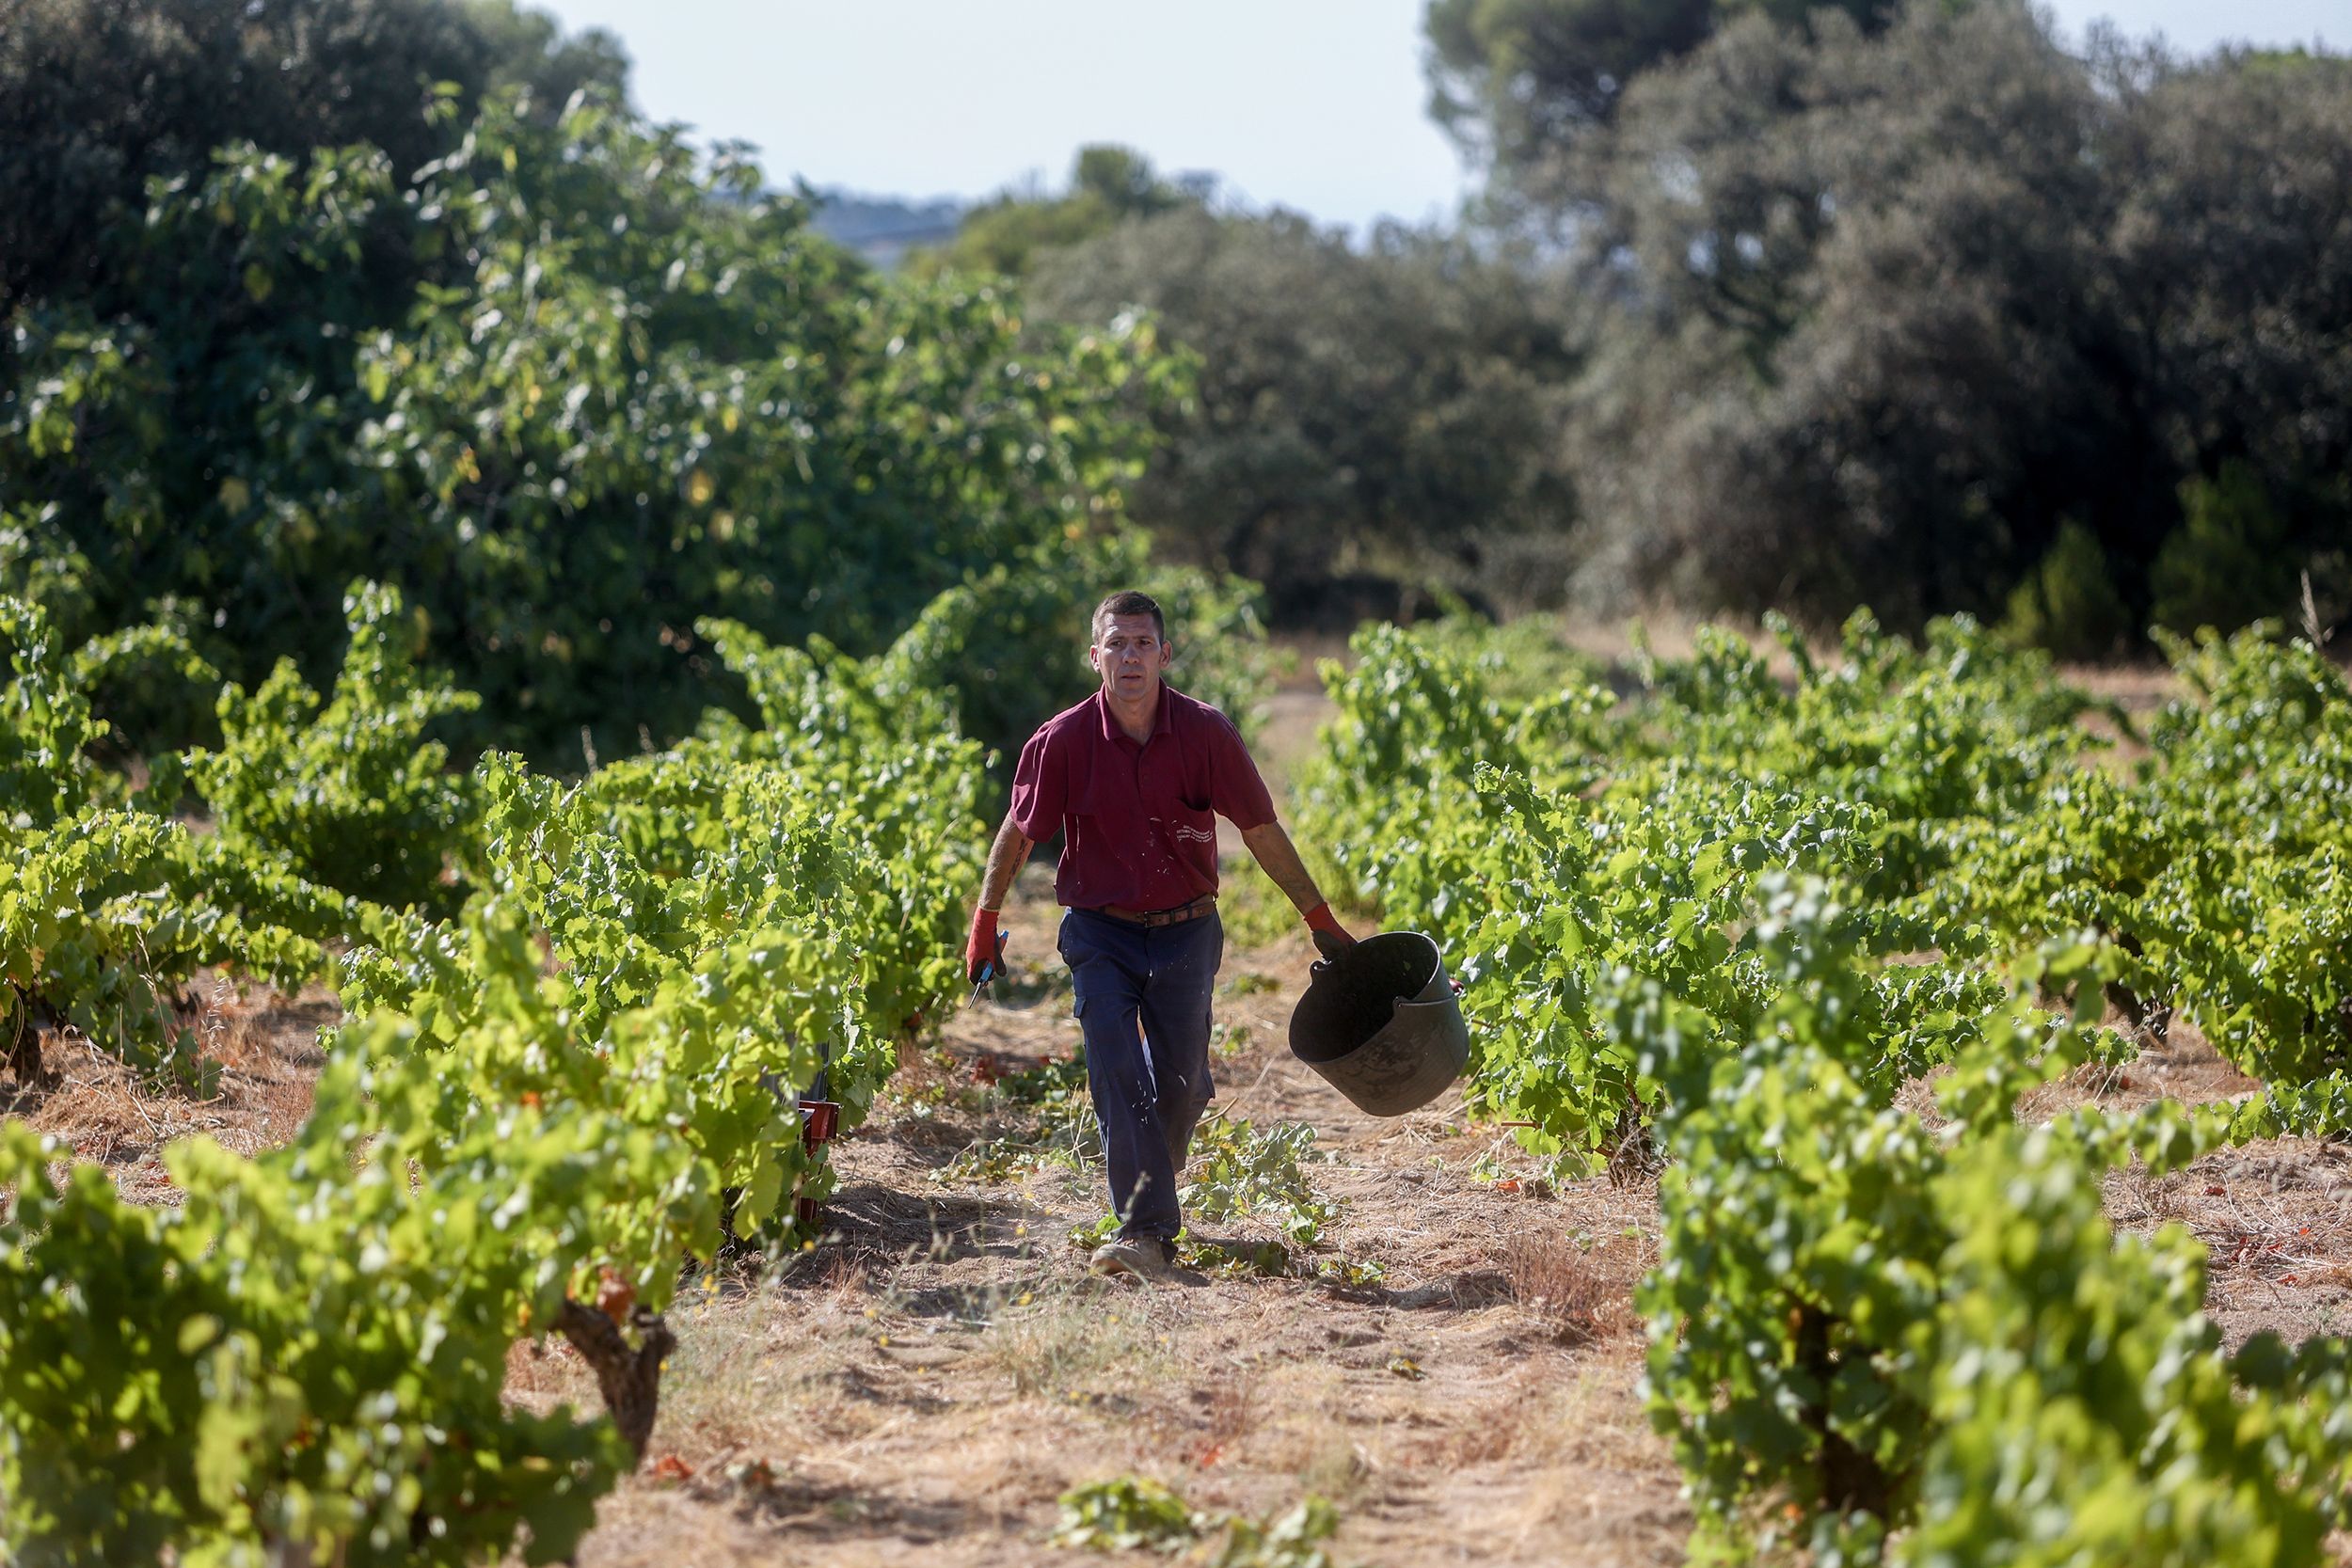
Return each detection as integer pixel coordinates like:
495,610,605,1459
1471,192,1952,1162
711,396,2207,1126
911,145,1203,280
0,0,628,315
1,54,1192,763
1422,0,1901,205
1027,209,1581,622
6,0,2348,678
1544,6,2352,636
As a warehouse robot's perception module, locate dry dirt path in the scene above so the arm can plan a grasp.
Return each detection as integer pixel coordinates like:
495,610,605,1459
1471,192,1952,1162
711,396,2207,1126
534,661,1692,1565
528,890,2352,1568
538,871,1689,1568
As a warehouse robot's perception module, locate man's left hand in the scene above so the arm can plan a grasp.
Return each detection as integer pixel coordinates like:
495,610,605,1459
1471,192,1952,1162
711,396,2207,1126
1304,901,1356,962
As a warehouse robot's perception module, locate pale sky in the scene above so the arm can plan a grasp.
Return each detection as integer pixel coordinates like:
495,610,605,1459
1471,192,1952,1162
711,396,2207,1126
534,0,2345,232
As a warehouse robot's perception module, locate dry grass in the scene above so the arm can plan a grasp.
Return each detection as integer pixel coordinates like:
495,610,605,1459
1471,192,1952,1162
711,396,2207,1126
1248,1363,1374,1502
969,1274,1172,1401
1499,1227,1648,1347
1189,1376,1258,1469
7,974,332,1201
1885,1011,2352,1352
2054,660,2186,714
1549,608,1790,672
2011,1013,2260,1124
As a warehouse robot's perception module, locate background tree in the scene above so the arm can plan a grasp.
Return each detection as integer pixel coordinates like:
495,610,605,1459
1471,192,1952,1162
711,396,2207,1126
912,144,1201,279
7,0,2347,689
1499,1,2352,641
1423,0,1902,214
0,0,628,316
1026,207,1581,623
0,79,1187,764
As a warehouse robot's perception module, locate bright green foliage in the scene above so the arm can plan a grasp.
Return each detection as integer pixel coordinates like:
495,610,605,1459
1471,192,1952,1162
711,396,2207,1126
2144,625,2352,861
1295,617,1611,935
6,84,1179,764
1177,1117,1341,1248
1629,895,2345,1564
342,757,957,1214
1455,767,1988,1164
1609,613,2099,898
0,1012,653,1567
0,595,107,825
1911,1139,2352,1568
1297,613,2050,1167
1919,770,2165,965
1402,608,1603,705
188,581,481,912
4,608,985,1561
1051,1476,1203,1553
1303,612,2352,1160
2131,629,2352,1079
1301,610,2352,1560
2140,844,2352,1084
1,596,342,1084
1628,892,1958,1555
1209,1496,1343,1568
1902,625,2352,1082
2,809,337,1088
338,608,987,1234
691,532,1275,771
632,610,986,1040
1050,1475,1341,1568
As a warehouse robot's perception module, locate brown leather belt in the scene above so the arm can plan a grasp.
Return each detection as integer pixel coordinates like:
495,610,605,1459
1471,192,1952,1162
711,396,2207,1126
1091,895,1218,928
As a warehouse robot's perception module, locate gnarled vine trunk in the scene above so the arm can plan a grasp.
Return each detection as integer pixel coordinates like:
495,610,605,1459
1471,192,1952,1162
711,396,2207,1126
1794,1304,1896,1519
5,992,54,1089
555,1300,675,1463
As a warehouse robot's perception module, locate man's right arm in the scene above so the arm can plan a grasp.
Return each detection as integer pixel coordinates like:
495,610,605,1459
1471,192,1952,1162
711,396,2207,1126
977,815,1034,914
976,722,1057,983
966,814,1034,983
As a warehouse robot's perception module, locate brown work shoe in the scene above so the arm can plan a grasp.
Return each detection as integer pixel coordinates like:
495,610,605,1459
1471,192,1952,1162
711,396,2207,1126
1088,1236,1177,1282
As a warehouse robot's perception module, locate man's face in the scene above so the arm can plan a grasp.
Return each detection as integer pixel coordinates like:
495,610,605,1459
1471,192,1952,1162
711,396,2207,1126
1090,612,1172,703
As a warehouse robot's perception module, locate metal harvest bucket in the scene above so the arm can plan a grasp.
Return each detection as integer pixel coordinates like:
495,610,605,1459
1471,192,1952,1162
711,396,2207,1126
1287,931,1469,1117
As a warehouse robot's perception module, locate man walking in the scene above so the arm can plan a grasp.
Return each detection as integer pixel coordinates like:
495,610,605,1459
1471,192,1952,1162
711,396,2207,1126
965,590,1358,1281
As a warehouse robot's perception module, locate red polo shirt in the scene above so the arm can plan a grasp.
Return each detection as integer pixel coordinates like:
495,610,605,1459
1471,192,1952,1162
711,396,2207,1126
1010,685,1277,912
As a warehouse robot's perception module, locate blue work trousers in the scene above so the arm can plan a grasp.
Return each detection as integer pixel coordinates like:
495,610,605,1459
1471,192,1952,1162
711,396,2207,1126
1057,907,1223,1243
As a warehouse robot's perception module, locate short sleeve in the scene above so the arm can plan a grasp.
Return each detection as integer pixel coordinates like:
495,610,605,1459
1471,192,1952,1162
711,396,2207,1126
1009,725,1065,842
1207,712,1277,831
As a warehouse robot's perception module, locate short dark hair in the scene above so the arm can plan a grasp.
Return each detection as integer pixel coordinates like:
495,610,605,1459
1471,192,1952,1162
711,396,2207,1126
1091,590,1165,644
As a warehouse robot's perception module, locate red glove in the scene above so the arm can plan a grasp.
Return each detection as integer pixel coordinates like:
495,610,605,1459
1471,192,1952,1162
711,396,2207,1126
967,908,1005,986
1304,901,1356,961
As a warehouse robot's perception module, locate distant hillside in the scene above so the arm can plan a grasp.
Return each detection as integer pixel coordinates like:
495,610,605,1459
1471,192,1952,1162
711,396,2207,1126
807,189,963,269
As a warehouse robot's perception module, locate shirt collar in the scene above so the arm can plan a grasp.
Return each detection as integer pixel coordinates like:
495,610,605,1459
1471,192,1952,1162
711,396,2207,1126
1094,683,1177,745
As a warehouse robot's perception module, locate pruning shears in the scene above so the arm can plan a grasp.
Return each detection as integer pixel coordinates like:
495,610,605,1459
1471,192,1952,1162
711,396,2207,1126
969,930,1009,1003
